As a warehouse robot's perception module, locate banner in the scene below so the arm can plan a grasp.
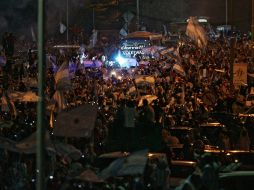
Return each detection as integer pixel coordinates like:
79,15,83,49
53,104,97,138
233,63,247,87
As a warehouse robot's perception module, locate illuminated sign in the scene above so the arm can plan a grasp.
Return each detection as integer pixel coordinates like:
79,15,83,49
120,39,150,58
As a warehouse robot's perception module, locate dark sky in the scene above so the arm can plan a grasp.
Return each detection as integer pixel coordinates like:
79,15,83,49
0,0,91,39
0,0,251,40
0,0,136,40
0,0,37,34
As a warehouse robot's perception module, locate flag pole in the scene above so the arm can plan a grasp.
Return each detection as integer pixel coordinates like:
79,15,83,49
93,7,95,29
37,0,46,190
66,0,69,44
252,0,254,43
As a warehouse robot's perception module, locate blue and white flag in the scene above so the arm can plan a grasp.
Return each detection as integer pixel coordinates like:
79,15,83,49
55,61,71,91
31,26,36,42
186,17,208,48
89,29,98,48
173,63,186,76
99,149,148,179
60,22,67,34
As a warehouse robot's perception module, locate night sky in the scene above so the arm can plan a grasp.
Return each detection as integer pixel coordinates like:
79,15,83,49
0,0,251,40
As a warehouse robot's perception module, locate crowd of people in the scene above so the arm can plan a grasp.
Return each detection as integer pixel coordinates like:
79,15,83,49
0,29,253,189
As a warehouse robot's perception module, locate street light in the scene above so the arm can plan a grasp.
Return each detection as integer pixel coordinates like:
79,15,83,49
226,0,228,26
136,0,139,31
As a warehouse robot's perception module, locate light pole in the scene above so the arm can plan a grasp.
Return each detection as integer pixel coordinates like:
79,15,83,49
136,0,140,31
226,0,228,26
37,0,46,189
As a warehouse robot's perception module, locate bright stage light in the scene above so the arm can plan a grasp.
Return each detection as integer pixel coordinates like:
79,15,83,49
110,71,116,76
115,54,126,66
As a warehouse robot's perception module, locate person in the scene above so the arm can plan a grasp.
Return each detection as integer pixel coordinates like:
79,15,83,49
236,127,250,150
152,99,163,127
150,157,171,190
175,172,204,190
138,99,156,148
122,99,137,151
139,99,155,128
216,129,231,150
199,153,220,190
161,128,180,145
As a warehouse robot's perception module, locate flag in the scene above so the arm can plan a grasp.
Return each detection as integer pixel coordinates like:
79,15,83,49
117,149,148,176
53,90,66,112
123,11,134,23
173,46,181,62
99,149,148,179
1,93,17,119
127,86,136,95
173,63,186,76
215,69,225,73
77,169,104,183
1,94,10,112
120,27,128,37
138,95,158,107
163,24,167,36
248,73,254,78
31,26,36,42
53,104,97,138
21,91,39,102
99,156,126,180
55,142,82,161
89,29,98,48
15,131,53,154
69,61,77,78
159,47,174,56
186,17,207,48
9,91,39,102
46,55,57,71
49,109,54,128
55,61,71,91
60,22,67,34
135,75,155,85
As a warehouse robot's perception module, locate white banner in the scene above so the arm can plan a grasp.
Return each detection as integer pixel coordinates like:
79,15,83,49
233,63,247,87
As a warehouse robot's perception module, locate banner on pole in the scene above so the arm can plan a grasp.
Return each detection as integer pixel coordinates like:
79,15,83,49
233,63,247,87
